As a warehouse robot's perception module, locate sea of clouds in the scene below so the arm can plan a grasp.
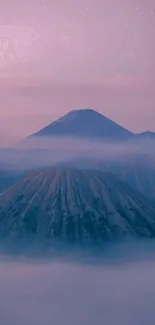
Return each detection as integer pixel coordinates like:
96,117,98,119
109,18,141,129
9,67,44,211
1,244,155,325
0,136,155,170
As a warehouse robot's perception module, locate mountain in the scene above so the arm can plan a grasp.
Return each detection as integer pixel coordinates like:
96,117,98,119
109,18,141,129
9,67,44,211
100,157,155,198
0,168,155,245
0,170,30,193
30,109,133,141
57,155,155,198
134,131,155,141
0,171,20,193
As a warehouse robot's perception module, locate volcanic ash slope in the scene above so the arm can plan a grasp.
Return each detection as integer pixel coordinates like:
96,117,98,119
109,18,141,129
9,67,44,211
0,168,155,244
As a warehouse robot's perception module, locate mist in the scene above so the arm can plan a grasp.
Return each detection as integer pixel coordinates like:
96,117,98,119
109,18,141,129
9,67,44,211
1,243,155,325
0,136,155,171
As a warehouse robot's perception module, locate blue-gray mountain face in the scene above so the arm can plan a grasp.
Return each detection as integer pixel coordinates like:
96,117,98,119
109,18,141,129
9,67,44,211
0,168,155,244
60,157,155,198
0,109,155,248
133,131,155,140
31,109,133,140
30,108,155,142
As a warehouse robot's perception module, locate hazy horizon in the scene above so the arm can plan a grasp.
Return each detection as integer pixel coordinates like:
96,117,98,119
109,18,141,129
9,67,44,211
0,0,155,145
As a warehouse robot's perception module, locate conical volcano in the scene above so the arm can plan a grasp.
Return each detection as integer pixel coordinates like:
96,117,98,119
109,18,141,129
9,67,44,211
31,109,133,140
0,168,155,244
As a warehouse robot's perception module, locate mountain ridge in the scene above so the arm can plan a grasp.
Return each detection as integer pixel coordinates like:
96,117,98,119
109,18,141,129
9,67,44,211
133,131,155,140
0,168,155,245
30,109,133,141
28,108,155,142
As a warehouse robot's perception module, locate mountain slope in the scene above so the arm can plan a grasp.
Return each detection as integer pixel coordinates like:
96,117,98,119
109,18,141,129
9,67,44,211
101,159,155,198
57,156,155,198
30,109,133,140
0,170,28,193
127,131,155,143
0,168,155,244
134,131,155,140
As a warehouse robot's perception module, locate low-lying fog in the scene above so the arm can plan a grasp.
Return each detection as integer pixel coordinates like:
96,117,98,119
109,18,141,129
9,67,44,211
0,136,155,170
1,243,155,325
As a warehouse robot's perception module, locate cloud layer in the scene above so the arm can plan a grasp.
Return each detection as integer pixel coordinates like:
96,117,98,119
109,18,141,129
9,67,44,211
1,248,155,325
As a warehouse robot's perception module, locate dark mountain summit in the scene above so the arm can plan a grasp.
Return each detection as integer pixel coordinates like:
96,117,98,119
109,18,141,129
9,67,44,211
31,109,133,140
0,168,155,245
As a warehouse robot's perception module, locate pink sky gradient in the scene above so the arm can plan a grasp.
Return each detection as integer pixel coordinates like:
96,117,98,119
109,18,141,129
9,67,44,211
0,0,155,145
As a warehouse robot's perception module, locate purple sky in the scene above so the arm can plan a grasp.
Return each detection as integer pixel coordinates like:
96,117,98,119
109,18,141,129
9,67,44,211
0,0,155,145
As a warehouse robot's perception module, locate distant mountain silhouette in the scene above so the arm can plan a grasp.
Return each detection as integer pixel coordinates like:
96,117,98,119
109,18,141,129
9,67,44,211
30,109,133,141
134,131,155,140
0,168,155,245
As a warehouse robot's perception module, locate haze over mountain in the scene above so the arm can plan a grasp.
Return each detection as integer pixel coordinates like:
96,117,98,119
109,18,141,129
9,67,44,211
0,168,155,246
0,153,155,199
60,155,155,198
0,109,155,198
30,109,133,141
26,108,155,147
